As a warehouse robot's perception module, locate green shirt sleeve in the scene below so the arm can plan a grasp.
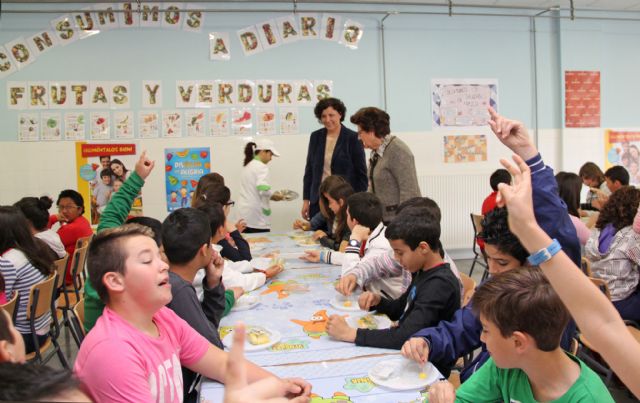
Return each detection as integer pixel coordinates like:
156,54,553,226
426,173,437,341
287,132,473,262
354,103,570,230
455,358,502,402
223,289,236,317
84,171,145,332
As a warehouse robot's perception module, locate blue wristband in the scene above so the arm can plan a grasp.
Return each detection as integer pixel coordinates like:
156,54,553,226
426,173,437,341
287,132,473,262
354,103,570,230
527,239,561,266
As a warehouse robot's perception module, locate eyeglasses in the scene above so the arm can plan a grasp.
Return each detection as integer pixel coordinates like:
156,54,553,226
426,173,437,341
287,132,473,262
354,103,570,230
225,201,235,207
58,205,80,211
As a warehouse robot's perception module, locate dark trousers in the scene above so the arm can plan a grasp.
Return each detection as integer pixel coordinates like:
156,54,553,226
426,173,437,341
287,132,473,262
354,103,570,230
613,290,640,322
244,227,270,233
22,332,49,354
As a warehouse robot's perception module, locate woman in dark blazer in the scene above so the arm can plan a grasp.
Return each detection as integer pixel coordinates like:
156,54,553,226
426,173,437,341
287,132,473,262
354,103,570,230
302,98,368,220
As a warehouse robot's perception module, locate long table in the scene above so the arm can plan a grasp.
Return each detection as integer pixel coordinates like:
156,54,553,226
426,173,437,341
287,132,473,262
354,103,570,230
201,233,442,402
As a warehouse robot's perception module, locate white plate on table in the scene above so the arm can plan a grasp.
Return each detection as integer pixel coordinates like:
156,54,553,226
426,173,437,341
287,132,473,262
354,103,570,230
369,358,439,390
346,313,392,330
295,238,319,247
222,326,281,352
231,295,260,312
250,257,272,270
330,296,362,312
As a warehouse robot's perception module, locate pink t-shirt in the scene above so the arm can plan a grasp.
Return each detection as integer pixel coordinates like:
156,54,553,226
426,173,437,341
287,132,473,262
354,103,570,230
74,306,209,403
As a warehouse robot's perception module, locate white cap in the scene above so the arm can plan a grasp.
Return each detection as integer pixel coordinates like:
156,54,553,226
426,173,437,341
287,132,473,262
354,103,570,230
254,138,280,157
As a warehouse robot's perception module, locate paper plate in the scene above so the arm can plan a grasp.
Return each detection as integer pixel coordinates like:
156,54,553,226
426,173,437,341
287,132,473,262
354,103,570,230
222,326,281,352
231,295,260,312
346,313,392,330
330,296,362,312
295,238,318,247
287,230,312,240
250,257,272,270
369,358,439,390
275,189,299,201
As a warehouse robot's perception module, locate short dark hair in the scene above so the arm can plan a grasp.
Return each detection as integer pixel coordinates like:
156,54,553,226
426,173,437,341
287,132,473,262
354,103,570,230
346,192,382,229
126,216,162,246
314,97,346,123
604,165,630,186
472,267,570,351
479,208,528,265
56,189,85,214
350,107,390,138
88,224,155,303
490,169,511,191
14,196,53,231
0,362,81,401
100,168,113,178
386,207,441,252
99,155,110,161
396,197,441,223
161,208,211,265
196,203,226,236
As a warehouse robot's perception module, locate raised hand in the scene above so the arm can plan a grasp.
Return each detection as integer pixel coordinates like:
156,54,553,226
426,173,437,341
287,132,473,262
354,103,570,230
495,155,536,240
134,150,155,180
487,107,537,161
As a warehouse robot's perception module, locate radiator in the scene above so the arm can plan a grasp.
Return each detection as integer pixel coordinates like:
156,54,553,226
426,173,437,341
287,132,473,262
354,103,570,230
418,174,488,251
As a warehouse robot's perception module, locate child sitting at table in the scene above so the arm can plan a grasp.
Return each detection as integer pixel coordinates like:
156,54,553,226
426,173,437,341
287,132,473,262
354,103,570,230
312,176,354,251
74,224,310,402
428,267,613,403
325,206,460,349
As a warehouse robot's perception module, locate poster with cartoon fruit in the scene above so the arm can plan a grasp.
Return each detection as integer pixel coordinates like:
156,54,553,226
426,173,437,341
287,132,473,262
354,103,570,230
18,113,40,142
90,112,110,140
279,107,299,135
114,111,134,139
139,112,159,138
256,108,276,135
231,107,253,135
41,112,62,141
186,110,206,137
64,113,85,140
210,109,230,136
164,147,211,212
162,110,182,138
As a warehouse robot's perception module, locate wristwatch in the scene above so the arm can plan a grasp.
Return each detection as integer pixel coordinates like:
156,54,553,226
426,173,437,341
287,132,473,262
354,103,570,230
348,239,361,248
527,239,561,266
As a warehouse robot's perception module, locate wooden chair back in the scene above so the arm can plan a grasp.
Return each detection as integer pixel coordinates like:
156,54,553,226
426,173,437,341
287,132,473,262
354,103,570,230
70,297,86,341
69,245,89,293
581,257,593,277
0,290,19,322
470,213,484,237
459,273,477,307
53,256,69,291
26,274,56,320
589,277,611,300
75,235,93,250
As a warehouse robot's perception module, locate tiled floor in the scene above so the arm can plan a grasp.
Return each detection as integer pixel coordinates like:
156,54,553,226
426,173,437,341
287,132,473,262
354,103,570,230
50,258,638,402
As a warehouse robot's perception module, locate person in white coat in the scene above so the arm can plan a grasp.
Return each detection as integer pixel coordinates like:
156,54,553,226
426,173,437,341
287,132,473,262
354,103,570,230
238,138,282,233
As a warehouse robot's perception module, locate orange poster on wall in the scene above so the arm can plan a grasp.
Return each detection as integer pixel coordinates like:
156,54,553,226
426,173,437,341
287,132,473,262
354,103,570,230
565,71,600,128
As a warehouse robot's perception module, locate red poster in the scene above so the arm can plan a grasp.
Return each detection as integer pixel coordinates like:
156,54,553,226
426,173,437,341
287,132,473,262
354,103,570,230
565,71,600,128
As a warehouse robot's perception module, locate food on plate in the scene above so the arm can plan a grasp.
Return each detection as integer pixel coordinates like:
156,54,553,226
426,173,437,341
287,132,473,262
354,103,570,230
418,372,427,379
357,314,378,330
247,328,270,345
343,300,352,308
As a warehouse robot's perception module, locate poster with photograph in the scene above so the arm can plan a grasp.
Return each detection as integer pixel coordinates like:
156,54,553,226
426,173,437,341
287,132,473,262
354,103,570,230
90,112,110,140
114,111,134,139
256,108,276,135
164,147,211,211
210,108,230,136
432,79,498,128
41,112,62,141
565,71,600,128
604,130,640,185
185,110,206,137
76,143,141,225
139,111,159,138
231,107,253,136
64,112,85,140
443,135,487,163
162,110,182,138
279,107,299,135
18,113,40,141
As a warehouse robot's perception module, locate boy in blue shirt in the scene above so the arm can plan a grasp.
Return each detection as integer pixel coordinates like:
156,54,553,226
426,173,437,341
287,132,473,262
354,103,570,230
428,267,613,403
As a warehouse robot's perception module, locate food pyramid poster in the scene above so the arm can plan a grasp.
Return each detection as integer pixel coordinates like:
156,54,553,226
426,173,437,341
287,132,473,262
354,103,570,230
165,147,211,212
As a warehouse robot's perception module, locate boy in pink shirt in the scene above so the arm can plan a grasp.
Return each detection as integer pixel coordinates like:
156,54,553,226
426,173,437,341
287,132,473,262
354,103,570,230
74,224,310,402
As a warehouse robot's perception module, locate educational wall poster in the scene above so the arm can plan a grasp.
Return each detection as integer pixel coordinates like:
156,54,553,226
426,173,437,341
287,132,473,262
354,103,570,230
164,147,211,212
90,112,110,140
114,111,134,139
76,143,141,225
162,110,182,138
185,110,206,137
279,107,299,135
443,134,487,163
256,107,276,135
18,113,40,141
231,107,253,135
565,71,600,128
604,130,640,185
210,108,230,136
431,79,498,128
64,112,85,140
139,111,159,138
41,112,62,141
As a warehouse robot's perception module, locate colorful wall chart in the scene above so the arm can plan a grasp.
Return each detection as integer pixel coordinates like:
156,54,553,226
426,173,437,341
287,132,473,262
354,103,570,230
604,130,640,185
432,79,498,128
565,71,600,128
164,147,211,212
443,134,487,163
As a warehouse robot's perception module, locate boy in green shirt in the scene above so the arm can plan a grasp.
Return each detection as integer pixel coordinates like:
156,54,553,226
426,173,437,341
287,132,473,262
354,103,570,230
428,267,613,403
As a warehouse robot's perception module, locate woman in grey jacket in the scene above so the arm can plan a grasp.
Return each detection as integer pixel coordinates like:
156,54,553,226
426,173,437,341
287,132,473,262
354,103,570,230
350,107,421,223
